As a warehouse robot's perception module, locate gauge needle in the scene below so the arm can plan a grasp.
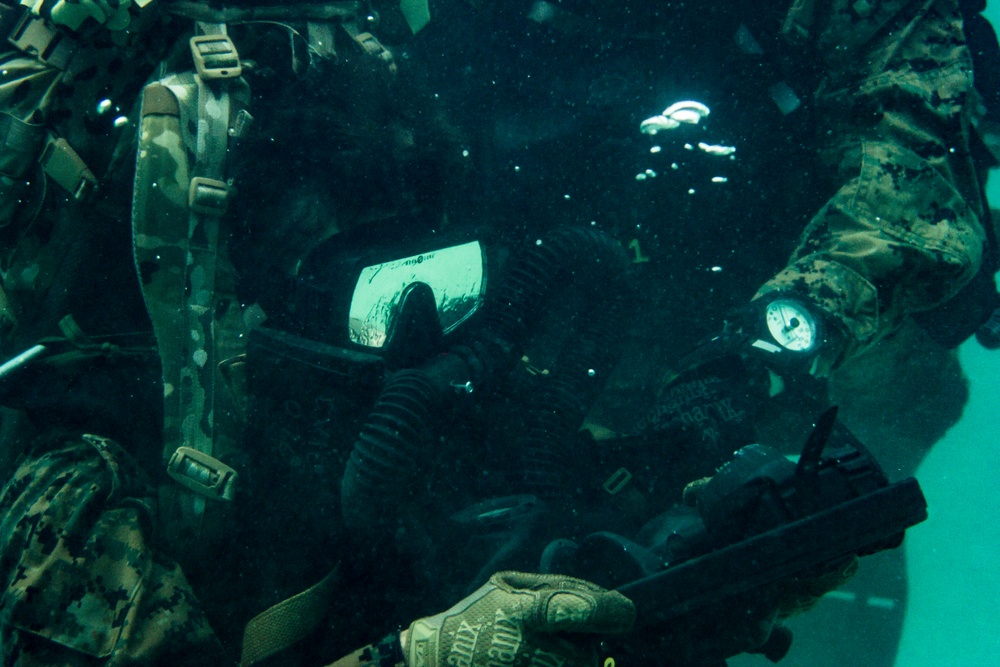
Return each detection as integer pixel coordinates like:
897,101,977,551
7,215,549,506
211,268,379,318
781,310,801,334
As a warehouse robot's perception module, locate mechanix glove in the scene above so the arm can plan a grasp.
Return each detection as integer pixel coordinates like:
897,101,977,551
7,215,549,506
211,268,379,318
24,0,139,31
405,571,636,667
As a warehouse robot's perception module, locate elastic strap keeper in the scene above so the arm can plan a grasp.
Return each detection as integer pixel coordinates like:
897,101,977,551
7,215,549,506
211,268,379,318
39,136,97,200
0,111,45,156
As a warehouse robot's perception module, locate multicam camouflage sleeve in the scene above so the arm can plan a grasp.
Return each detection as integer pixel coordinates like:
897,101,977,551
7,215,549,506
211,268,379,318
0,434,225,665
758,0,989,362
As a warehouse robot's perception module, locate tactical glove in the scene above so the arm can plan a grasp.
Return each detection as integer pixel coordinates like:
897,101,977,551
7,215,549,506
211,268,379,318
26,0,135,31
638,334,767,478
404,571,636,667
681,474,860,619
773,556,859,618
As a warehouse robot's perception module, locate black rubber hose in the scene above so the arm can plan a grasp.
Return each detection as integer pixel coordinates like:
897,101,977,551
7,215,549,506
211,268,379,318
341,225,630,529
508,229,629,498
340,368,440,532
484,226,627,351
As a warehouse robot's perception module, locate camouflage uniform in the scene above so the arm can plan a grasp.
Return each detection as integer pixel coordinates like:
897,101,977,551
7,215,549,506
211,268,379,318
0,3,238,661
0,0,356,661
0,435,222,665
756,0,989,362
0,0,992,665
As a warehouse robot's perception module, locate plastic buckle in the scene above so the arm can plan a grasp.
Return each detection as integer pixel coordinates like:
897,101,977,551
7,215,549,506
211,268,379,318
167,446,237,501
190,34,242,80
6,9,76,70
602,467,633,495
188,177,229,216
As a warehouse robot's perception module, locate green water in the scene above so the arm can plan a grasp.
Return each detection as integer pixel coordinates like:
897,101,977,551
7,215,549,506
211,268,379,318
735,9,1000,663
897,5,1000,647
896,181,1000,663
901,2,1000,649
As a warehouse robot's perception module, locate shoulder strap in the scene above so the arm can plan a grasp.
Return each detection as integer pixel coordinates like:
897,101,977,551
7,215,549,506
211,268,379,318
132,21,251,537
132,8,402,541
239,566,341,666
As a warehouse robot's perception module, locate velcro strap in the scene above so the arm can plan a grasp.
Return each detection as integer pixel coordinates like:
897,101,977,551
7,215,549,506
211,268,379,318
0,112,44,155
39,136,97,200
141,83,182,117
0,112,45,179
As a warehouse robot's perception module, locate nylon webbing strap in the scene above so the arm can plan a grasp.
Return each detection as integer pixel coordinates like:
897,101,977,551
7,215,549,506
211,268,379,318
132,21,245,534
240,566,341,666
171,22,233,525
0,111,44,158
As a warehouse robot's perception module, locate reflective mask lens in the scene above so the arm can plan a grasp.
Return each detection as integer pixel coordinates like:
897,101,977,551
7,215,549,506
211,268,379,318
348,241,485,348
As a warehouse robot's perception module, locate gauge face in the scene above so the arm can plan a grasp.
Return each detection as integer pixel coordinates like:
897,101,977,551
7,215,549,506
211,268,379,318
765,299,818,352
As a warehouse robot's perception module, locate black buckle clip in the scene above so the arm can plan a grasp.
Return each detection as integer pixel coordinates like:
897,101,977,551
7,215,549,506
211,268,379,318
6,8,76,70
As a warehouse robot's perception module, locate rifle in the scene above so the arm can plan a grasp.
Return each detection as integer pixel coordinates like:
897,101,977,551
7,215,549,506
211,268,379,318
540,407,928,665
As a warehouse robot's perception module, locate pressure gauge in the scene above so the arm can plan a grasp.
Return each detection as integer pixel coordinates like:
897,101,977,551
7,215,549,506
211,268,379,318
764,298,819,352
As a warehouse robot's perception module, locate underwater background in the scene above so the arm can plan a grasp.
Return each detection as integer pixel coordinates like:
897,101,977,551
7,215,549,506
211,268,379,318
897,5,1000,661
729,5,1000,666
897,317,1000,665
894,191,1000,663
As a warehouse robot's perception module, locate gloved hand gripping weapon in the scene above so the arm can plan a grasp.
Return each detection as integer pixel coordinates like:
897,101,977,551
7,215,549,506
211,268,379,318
541,407,928,666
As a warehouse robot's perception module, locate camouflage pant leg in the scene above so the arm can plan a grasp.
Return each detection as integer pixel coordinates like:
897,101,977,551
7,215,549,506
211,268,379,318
759,0,986,361
0,435,224,666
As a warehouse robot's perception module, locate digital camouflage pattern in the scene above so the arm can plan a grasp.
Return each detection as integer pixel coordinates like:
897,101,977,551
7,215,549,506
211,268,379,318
0,0,993,664
0,3,385,661
756,0,987,361
0,9,173,353
0,434,223,664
